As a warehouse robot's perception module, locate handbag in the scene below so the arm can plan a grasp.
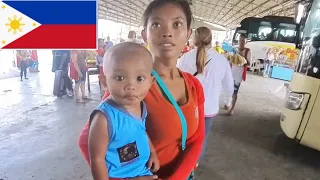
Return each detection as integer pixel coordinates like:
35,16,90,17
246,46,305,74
152,70,194,180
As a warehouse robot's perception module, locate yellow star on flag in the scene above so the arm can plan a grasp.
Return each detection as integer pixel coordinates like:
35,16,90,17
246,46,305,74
1,5,5,9
2,40,6,45
32,22,37,27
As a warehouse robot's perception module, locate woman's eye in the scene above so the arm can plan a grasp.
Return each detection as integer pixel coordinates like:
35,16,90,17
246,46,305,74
137,76,145,82
151,22,160,28
115,76,124,81
174,22,183,27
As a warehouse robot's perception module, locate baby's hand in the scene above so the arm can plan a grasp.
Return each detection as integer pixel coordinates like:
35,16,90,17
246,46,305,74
147,152,160,172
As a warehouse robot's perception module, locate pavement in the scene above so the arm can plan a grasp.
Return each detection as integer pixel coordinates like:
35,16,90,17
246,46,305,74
1,63,320,180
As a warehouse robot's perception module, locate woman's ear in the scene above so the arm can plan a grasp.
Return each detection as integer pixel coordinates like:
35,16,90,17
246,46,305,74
141,29,147,44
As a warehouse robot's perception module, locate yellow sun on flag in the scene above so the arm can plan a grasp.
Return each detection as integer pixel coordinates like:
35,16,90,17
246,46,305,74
5,15,25,35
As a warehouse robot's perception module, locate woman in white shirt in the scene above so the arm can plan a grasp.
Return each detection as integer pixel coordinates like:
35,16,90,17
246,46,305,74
177,27,234,162
264,48,274,77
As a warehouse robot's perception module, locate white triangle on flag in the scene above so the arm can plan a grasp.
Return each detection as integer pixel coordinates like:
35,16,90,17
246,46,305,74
0,1,41,49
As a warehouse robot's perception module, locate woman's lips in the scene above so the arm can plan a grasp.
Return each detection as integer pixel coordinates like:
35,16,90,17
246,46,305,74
160,43,175,51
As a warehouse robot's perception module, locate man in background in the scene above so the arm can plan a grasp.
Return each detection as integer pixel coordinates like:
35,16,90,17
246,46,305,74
104,36,113,51
52,50,73,97
225,34,251,115
127,30,138,43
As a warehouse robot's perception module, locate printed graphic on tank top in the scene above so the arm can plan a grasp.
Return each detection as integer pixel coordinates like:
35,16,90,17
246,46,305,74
89,99,152,178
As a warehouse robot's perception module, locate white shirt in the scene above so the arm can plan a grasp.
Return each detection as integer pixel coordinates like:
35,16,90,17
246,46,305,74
177,48,234,116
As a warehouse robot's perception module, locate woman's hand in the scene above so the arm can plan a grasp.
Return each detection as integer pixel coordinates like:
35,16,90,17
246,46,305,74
147,152,160,172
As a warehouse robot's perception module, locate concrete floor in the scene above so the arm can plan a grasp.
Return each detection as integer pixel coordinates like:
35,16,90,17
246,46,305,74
1,65,320,180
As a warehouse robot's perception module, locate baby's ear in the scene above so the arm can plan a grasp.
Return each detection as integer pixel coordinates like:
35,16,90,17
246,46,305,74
98,74,107,89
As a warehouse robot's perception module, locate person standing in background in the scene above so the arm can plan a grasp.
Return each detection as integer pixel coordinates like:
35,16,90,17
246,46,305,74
177,27,234,164
96,39,106,98
17,50,29,81
104,36,113,51
127,30,138,43
31,50,39,72
263,48,274,77
70,50,88,103
52,50,74,97
214,41,224,54
224,34,252,115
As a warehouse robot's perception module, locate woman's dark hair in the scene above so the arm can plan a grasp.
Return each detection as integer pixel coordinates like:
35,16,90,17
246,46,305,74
194,27,212,74
142,0,193,29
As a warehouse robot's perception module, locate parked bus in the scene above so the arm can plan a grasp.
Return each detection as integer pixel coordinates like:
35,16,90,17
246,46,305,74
232,16,299,80
281,0,320,151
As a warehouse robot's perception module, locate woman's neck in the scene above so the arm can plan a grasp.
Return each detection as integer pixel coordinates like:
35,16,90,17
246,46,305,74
153,58,180,79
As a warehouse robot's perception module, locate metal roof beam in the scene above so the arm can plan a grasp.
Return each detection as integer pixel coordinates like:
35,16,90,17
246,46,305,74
221,0,257,25
99,7,139,24
99,1,140,23
225,0,295,26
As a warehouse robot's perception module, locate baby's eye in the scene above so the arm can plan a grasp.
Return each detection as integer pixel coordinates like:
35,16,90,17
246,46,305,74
137,76,145,82
151,22,160,28
115,76,124,81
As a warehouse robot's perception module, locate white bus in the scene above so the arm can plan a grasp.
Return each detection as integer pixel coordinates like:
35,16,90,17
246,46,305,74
281,0,320,151
232,16,299,80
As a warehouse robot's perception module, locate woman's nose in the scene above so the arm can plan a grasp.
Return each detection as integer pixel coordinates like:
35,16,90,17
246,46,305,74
161,25,173,38
162,33,173,38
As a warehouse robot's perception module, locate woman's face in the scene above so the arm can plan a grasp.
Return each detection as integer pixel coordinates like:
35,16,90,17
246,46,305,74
142,3,191,60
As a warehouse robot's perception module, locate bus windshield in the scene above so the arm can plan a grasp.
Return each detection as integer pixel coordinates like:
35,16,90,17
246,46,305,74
233,19,297,44
249,21,296,43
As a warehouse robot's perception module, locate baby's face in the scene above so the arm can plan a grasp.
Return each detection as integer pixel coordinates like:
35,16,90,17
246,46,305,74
105,52,153,107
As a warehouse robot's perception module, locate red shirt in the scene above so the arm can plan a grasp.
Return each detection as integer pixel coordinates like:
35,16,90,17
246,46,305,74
31,50,38,61
78,71,205,180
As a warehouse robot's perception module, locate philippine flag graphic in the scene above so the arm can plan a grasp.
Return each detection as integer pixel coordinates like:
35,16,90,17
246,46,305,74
0,0,97,49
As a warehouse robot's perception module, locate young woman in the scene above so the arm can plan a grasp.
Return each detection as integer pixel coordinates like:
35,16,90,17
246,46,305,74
264,48,274,77
78,0,204,179
177,27,234,162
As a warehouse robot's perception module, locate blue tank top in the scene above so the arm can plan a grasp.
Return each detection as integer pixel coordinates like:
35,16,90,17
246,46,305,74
90,99,152,178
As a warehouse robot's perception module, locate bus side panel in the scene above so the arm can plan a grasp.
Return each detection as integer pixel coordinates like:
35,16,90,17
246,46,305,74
299,88,320,151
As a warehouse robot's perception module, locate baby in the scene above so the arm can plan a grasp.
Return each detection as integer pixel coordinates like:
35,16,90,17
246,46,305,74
88,42,159,180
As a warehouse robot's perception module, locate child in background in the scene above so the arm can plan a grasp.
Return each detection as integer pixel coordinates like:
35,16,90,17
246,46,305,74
88,42,159,180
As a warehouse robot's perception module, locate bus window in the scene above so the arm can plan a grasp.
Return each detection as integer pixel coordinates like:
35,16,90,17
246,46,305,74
247,20,297,43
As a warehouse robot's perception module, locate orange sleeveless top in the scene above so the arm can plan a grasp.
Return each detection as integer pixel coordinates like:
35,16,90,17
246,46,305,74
145,73,200,178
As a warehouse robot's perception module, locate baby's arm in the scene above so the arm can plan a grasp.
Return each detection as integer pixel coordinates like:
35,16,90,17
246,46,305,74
147,135,159,172
88,111,110,180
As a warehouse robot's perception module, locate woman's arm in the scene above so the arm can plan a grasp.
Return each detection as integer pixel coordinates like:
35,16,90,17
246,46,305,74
222,62,234,98
88,111,110,180
167,76,205,180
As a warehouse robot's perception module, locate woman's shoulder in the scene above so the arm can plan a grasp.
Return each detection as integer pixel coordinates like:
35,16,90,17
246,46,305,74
180,71,202,90
180,71,205,104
